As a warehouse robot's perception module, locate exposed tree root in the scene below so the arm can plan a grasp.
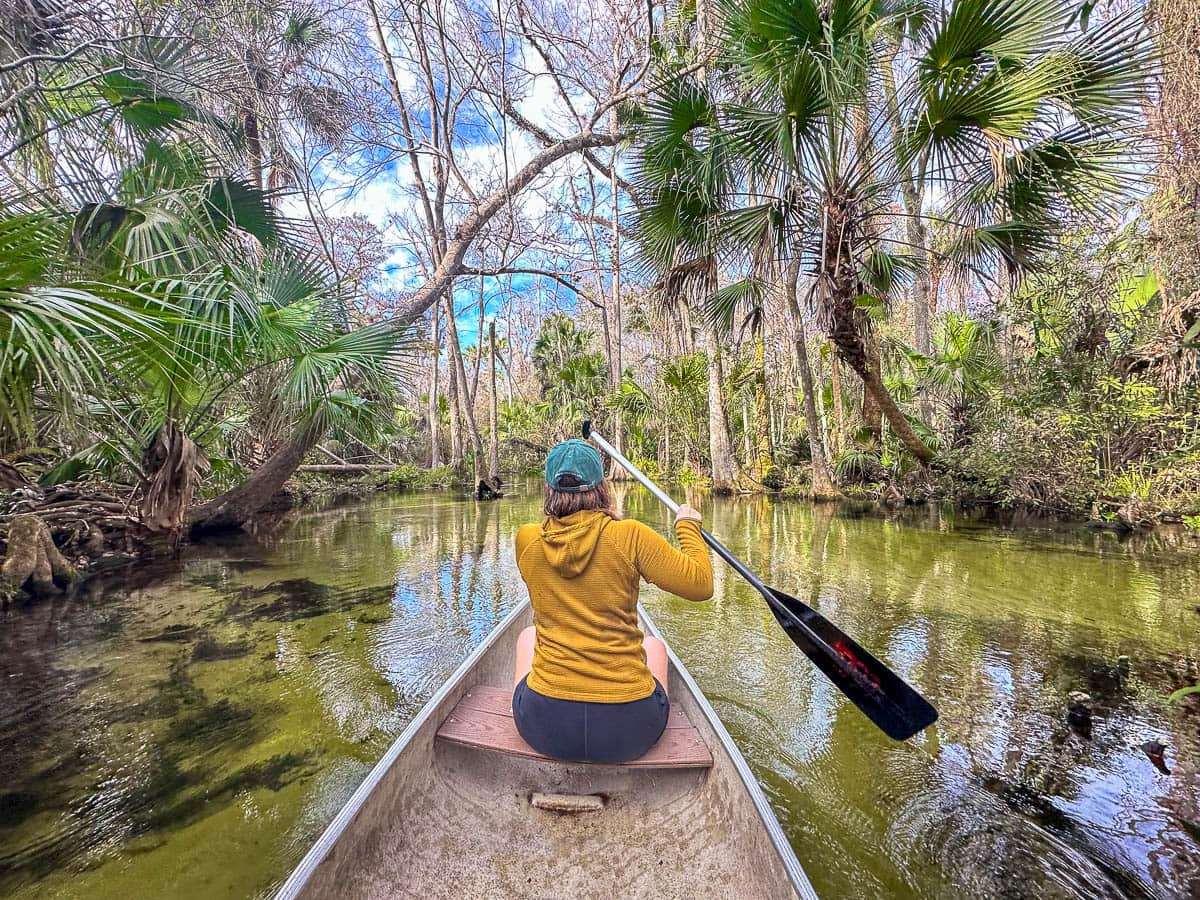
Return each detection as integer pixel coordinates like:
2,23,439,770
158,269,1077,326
0,514,80,599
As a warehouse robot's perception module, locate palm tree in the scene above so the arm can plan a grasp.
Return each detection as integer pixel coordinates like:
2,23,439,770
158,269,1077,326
632,0,1152,464
907,313,1003,446
193,0,353,192
532,313,591,391
1,15,408,535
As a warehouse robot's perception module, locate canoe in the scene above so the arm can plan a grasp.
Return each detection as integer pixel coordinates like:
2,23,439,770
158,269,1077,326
276,599,818,900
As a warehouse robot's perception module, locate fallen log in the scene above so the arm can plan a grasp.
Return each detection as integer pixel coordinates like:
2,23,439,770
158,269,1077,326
296,465,396,473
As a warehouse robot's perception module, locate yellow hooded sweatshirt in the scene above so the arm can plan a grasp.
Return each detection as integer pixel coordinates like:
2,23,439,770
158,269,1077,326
516,510,713,703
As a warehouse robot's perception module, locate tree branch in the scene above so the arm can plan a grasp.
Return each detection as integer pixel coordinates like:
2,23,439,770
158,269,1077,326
392,128,620,327
460,265,585,297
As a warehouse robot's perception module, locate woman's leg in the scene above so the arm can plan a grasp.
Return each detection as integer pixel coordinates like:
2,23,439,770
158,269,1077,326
514,626,536,691
645,636,668,697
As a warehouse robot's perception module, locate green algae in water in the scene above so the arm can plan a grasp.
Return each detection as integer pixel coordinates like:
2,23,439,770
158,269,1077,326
0,487,1198,899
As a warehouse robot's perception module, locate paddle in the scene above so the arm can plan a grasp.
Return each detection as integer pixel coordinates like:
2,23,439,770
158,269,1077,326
582,420,938,742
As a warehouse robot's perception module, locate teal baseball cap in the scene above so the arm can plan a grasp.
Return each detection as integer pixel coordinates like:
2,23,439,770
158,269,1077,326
545,439,604,493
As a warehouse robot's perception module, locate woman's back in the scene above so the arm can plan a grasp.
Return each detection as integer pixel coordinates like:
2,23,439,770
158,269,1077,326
516,509,712,704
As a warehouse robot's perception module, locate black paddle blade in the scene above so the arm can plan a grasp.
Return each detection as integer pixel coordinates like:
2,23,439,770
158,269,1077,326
760,586,938,741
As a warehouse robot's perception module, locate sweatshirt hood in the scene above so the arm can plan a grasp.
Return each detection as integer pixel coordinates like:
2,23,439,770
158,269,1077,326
539,511,611,578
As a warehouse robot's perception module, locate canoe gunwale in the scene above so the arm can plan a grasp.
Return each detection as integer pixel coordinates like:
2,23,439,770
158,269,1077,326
639,603,818,900
273,599,531,900
275,598,819,900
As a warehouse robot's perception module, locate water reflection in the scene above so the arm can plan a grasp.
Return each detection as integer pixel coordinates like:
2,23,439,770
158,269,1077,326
0,485,1196,899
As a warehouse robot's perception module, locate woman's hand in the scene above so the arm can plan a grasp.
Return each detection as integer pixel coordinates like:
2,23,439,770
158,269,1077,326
674,503,702,526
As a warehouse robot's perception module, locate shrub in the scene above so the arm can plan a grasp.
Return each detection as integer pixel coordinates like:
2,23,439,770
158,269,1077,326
943,409,1098,515
387,463,422,488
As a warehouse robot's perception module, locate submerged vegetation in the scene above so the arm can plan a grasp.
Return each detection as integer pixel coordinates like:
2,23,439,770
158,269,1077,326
1,0,1198,600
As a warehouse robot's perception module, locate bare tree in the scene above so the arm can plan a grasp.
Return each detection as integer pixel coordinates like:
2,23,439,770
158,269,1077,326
193,0,651,528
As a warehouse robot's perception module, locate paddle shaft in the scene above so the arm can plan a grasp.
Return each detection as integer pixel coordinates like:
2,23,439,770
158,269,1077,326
585,425,823,633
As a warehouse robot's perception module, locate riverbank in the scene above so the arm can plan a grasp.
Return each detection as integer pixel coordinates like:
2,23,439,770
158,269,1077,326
3,451,1198,609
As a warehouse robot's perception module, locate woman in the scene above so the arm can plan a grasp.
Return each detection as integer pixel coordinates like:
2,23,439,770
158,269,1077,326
512,438,713,764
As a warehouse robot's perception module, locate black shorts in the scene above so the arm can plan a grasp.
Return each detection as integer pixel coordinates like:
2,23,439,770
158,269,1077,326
512,675,669,764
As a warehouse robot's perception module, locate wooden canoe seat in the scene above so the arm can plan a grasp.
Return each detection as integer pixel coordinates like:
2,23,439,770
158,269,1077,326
436,685,713,768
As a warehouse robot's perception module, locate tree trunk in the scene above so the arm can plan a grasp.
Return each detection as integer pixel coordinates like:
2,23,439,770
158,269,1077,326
429,304,441,467
741,398,752,462
470,276,486,404
140,421,209,538
861,335,884,441
821,207,934,463
487,320,501,490
297,464,394,473
905,199,934,425
445,299,464,467
857,362,934,463
830,343,845,454
704,328,737,493
189,426,316,533
610,132,628,475
243,107,264,192
753,331,773,483
785,266,840,498
679,301,695,353
441,294,495,497
442,295,486,472
814,341,830,455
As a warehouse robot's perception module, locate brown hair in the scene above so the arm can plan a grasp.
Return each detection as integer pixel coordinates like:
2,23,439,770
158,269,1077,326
544,479,616,519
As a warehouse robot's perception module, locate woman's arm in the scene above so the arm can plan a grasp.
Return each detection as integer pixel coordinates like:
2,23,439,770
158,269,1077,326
626,519,714,602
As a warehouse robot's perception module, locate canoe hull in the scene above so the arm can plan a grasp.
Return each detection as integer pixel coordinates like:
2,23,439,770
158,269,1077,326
276,600,816,900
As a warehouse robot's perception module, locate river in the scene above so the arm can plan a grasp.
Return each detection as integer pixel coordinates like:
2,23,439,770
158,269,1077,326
1,484,1198,899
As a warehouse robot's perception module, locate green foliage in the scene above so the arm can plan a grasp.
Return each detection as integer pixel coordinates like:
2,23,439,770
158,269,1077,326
833,446,882,484
943,408,1101,514
0,12,410,496
1184,515,1200,534
387,464,454,491
1107,468,1153,501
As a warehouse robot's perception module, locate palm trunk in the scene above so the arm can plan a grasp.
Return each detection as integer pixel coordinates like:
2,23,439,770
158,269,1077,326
141,421,209,536
821,208,934,464
243,107,264,192
753,332,772,482
785,266,840,498
861,335,884,441
830,343,845,455
859,362,933,463
704,328,737,493
189,425,317,533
